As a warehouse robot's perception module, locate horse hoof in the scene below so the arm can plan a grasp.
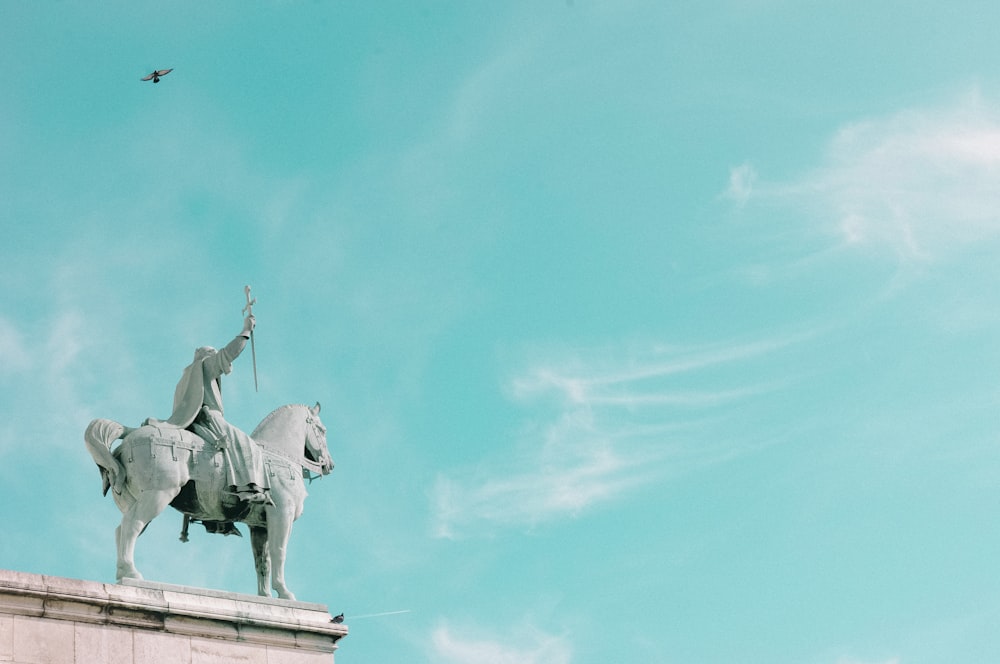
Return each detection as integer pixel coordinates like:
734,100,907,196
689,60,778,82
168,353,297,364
117,568,143,582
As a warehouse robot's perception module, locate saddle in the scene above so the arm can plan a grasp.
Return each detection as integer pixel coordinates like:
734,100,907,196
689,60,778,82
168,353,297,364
118,424,240,522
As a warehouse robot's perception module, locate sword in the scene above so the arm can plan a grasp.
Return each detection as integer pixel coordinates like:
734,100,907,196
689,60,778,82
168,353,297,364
243,285,259,392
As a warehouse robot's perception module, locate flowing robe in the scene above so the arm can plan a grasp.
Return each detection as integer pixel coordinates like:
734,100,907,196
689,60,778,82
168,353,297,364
150,333,266,491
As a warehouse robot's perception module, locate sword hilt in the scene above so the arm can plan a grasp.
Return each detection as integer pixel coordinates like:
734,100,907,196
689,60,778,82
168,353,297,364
243,285,256,317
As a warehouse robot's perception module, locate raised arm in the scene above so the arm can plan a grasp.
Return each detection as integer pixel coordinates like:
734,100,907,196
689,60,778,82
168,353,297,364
204,315,255,379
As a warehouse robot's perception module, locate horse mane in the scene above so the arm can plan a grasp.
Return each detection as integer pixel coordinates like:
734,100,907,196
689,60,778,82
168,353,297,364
251,403,307,440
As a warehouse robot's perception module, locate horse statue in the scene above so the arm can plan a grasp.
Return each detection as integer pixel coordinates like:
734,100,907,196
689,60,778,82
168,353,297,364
84,402,333,600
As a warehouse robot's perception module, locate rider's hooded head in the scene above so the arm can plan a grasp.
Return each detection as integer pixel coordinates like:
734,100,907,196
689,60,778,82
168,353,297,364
193,346,216,363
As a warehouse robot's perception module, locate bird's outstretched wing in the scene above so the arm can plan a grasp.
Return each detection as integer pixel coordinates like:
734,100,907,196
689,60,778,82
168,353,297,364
141,69,173,81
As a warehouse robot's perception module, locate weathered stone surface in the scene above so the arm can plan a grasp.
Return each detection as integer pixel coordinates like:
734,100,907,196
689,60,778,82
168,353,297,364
12,614,75,664
0,614,13,661
132,631,193,664
0,570,346,663
74,622,133,664
189,636,267,664
257,649,336,664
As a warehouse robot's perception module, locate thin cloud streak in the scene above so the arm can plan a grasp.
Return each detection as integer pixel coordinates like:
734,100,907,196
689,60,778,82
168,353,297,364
512,335,805,404
432,336,799,537
433,431,663,537
0,317,31,375
574,384,780,408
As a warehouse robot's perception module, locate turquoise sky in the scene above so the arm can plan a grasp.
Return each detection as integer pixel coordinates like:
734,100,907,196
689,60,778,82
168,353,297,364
4,2,1000,662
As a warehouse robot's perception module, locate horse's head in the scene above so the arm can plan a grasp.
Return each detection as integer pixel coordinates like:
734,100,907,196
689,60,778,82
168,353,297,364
251,402,334,476
304,402,334,476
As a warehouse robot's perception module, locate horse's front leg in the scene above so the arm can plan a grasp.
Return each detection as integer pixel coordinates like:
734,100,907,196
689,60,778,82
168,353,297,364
115,523,133,581
265,505,297,600
116,488,178,582
250,526,270,597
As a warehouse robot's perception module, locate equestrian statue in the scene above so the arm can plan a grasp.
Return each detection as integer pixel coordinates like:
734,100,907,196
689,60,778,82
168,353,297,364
84,288,334,600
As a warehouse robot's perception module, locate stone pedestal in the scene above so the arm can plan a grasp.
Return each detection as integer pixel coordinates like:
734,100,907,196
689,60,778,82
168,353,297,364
0,569,347,663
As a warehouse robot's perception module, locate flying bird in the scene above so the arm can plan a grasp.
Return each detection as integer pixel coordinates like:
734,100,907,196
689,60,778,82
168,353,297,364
141,69,173,83
332,613,344,624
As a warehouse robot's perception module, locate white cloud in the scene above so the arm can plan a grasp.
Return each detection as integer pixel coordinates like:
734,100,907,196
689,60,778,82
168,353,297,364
726,161,757,206
431,336,798,537
0,317,31,375
511,336,795,406
431,623,571,664
432,412,663,538
745,90,1000,261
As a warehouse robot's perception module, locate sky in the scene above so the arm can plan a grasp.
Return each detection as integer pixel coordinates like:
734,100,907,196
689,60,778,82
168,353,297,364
3,1,1000,662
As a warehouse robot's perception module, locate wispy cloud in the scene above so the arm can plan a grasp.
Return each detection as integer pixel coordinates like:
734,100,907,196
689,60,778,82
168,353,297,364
430,622,571,664
431,336,800,537
511,336,797,406
740,90,1000,261
725,161,757,206
0,310,124,460
0,317,31,376
432,411,663,538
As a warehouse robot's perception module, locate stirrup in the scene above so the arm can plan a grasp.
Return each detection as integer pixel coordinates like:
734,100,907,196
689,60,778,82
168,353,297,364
230,490,270,505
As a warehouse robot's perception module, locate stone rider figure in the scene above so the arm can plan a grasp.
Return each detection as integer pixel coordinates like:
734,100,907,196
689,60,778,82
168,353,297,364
149,314,271,505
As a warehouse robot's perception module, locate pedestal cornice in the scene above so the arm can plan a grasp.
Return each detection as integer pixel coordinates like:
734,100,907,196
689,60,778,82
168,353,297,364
0,569,347,657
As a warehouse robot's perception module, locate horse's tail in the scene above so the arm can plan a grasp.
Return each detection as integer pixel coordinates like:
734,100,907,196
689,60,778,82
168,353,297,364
84,418,129,496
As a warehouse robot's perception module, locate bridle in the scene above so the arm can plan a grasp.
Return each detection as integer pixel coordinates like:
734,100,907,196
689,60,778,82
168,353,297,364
304,412,331,470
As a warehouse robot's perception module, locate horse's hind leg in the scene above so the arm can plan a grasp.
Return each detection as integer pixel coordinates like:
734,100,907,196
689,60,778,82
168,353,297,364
116,488,179,582
250,526,270,597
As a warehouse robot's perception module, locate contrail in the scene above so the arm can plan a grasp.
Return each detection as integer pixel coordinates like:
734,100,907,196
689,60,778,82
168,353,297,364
347,610,411,620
